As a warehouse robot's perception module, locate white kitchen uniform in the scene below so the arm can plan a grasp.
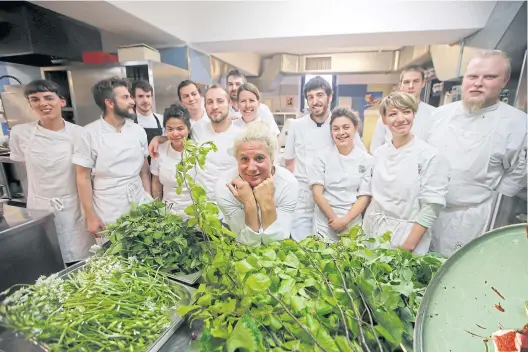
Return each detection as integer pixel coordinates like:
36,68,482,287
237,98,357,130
190,109,210,127
370,101,436,154
309,145,373,241
231,104,281,137
72,118,153,224
284,113,367,241
215,166,299,246
362,137,449,255
232,115,281,137
424,101,527,257
10,121,94,263
191,119,243,201
150,141,196,217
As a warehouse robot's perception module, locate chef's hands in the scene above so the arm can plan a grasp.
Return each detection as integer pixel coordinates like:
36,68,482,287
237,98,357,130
148,136,168,159
227,179,257,207
87,214,106,238
252,178,275,206
328,216,350,233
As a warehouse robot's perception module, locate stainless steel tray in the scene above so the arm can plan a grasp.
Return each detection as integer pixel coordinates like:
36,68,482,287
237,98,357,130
2,259,196,352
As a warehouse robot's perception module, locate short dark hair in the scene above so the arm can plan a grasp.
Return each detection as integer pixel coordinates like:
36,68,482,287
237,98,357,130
92,76,130,112
226,69,246,83
24,79,64,99
330,107,360,129
177,80,201,101
304,76,332,99
400,66,425,82
163,103,192,137
131,80,153,97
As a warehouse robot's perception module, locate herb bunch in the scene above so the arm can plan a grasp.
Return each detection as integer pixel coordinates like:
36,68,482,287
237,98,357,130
0,256,188,351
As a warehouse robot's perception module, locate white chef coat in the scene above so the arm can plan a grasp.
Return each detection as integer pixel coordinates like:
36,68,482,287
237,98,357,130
362,137,449,255
136,112,164,134
190,109,210,127
370,101,436,154
10,121,95,263
309,145,373,241
284,113,367,241
215,166,299,246
72,118,153,224
150,141,196,217
231,104,280,136
423,101,527,257
191,119,244,201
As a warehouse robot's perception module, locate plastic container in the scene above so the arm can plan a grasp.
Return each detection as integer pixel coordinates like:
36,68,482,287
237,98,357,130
118,44,160,62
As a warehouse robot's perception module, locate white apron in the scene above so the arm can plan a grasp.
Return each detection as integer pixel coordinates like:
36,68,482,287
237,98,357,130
26,123,94,263
362,140,431,255
92,129,152,224
429,107,500,256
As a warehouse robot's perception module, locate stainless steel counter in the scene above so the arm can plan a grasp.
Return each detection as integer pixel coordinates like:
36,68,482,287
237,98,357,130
0,205,63,294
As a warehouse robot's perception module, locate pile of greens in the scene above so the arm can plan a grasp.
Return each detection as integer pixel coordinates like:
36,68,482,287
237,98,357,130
0,255,188,351
178,228,445,352
103,201,208,275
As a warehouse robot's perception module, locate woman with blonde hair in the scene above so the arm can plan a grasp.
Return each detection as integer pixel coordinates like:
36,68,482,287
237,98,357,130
234,83,280,136
215,121,299,246
309,107,373,241
362,91,449,254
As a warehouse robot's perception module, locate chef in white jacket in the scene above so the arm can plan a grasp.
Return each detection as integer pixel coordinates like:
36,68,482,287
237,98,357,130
309,107,373,241
216,121,299,246
425,50,527,257
232,83,280,136
150,104,195,217
74,77,152,236
285,76,367,241
177,80,210,126
363,92,449,255
370,66,436,154
10,80,94,265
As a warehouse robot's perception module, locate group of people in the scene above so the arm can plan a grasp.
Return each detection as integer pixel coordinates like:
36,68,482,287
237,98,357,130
10,50,526,267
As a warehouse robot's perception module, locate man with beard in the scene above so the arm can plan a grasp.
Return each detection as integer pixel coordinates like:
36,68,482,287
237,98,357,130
10,79,94,265
131,80,163,149
425,50,527,257
284,76,367,240
73,77,152,237
226,70,280,134
370,66,436,153
178,80,210,126
191,85,244,200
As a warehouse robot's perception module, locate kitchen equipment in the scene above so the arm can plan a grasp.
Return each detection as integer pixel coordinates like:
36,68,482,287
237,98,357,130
414,223,528,352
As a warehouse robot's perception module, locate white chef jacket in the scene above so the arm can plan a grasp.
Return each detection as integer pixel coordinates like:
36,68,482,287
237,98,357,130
362,137,449,255
72,118,152,224
10,121,95,263
215,166,299,246
284,113,367,241
370,101,436,154
230,104,280,136
150,141,196,217
191,119,244,201
232,115,280,136
309,145,373,241
190,109,210,127
423,101,527,256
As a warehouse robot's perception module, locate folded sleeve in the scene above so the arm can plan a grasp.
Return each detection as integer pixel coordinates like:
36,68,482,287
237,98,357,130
9,126,25,162
415,202,443,228
358,156,374,196
308,152,325,187
72,130,96,168
418,152,449,206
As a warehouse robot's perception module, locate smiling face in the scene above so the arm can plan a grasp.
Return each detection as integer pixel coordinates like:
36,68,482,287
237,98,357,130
165,117,189,148
462,56,509,111
238,89,260,121
331,116,357,148
382,106,414,137
179,83,202,112
27,91,66,123
205,87,230,124
237,141,273,188
306,88,331,119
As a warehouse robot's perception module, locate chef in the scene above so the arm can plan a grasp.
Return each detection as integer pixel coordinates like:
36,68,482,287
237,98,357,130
362,92,449,254
425,50,527,257
177,80,210,126
131,80,163,148
150,103,194,217
215,121,299,246
284,76,367,241
74,77,152,236
232,83,280,136
309,107,373,241
10,79,94,265
370,66,436,154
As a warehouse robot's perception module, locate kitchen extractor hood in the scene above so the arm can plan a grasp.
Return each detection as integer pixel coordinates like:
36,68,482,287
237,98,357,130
0,1,102,66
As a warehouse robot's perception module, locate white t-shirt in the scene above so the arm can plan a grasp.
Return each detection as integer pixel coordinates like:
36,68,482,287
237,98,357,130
190,119,244,200
190,109,210,127
215,166,299,246
230,104,280,136
136,112,164,133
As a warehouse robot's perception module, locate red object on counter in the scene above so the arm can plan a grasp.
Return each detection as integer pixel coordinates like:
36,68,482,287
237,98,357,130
82,52,118,64
492,329,528,352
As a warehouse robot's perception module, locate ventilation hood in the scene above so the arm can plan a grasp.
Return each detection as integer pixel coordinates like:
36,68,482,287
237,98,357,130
0,1,102,66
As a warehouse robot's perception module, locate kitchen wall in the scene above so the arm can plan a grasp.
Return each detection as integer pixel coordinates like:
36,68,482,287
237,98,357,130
259,76,302,113
0,62,41,92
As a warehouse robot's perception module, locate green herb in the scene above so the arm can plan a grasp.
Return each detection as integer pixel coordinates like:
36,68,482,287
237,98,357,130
0,256,187,351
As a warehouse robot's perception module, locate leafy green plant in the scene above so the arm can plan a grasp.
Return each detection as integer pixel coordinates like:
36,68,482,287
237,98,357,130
0,256,187,351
